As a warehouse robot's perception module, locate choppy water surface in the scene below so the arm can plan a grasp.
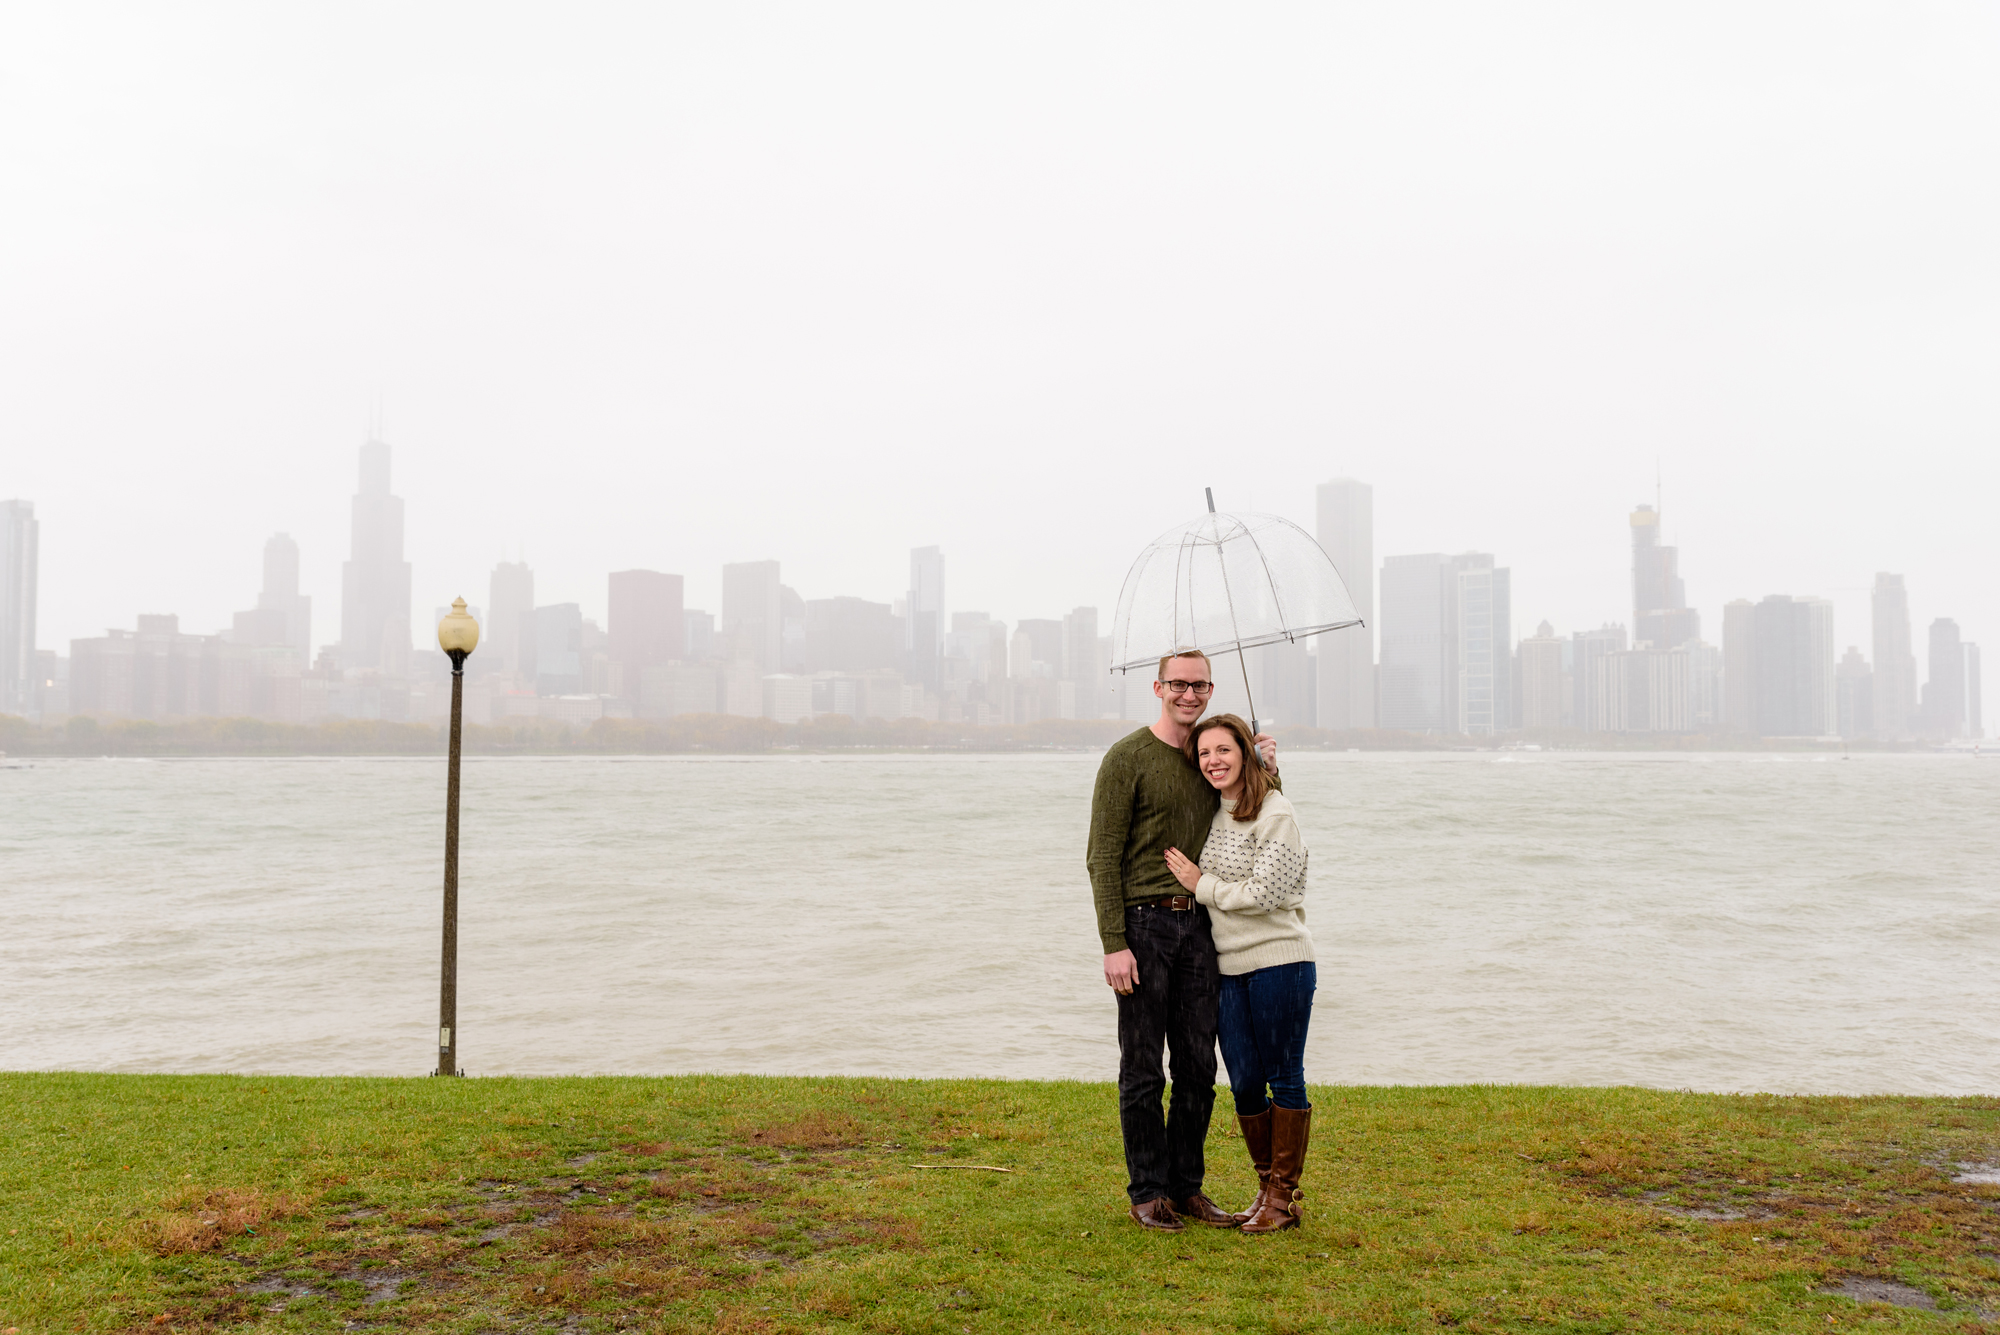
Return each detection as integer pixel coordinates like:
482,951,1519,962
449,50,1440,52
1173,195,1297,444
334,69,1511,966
3,751,1996,1093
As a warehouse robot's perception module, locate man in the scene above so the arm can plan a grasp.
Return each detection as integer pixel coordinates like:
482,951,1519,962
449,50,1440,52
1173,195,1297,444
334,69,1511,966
1086,648,1277,1231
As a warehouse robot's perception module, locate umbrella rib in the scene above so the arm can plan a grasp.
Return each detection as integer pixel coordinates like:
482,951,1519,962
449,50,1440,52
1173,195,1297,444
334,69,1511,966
1212,531,1259,733
1236,519,1294,642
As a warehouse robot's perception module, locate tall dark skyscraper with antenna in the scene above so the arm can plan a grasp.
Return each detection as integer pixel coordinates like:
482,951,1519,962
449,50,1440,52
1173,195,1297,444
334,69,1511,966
338,439,412,676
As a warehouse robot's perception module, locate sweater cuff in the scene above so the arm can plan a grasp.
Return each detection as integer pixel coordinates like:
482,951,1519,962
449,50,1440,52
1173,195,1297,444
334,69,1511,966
1193,873,1218,906
1100,930,1130,955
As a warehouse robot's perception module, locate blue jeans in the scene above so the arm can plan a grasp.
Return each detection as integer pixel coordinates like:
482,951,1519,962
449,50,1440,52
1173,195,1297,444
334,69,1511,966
1216,961,1316,1115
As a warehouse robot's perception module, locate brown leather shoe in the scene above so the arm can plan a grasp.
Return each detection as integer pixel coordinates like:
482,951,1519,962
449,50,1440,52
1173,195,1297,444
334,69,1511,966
1128,1197,1184,1231
1236,1107,1274,1220
1172,1192,1242,1228
1240,1104,1311,1235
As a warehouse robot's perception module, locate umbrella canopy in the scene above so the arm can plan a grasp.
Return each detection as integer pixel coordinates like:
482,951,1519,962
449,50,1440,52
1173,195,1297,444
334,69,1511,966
1109,508,1364,675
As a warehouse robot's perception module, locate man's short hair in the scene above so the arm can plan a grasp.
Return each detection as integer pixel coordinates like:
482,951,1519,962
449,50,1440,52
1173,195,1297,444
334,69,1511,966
1156,648,1212,681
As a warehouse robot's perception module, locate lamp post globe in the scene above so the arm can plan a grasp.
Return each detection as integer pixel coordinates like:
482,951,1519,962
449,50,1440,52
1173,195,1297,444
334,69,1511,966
436,596,477,1077
439,597,480,659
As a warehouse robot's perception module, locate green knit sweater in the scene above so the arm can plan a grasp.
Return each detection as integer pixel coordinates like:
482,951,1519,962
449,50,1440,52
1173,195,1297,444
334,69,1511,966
1084,726,1227,954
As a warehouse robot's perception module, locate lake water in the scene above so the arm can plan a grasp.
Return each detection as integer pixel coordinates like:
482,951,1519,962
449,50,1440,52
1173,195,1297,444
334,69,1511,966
3,750,1996,1094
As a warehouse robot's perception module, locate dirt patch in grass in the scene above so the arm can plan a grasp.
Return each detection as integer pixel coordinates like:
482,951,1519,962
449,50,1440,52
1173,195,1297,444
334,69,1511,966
135,1186,309,1256
206,1140,920,1330
729,1110,867,1150
1545,1109,2000,1316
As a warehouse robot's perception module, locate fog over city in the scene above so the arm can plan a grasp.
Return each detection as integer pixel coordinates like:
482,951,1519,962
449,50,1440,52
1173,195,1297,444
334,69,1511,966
3,5,1995,672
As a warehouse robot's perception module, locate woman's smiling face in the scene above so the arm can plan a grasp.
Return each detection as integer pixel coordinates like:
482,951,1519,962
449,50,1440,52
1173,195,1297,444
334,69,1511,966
1195,725,1243,793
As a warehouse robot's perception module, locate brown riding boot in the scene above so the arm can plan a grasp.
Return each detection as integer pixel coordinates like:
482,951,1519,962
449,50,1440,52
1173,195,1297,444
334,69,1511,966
1235,1107,1274,1221
1240,1104,1310,1234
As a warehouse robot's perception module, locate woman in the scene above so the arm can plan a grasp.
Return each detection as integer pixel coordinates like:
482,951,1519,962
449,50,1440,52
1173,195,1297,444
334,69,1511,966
1163,713,1314,1234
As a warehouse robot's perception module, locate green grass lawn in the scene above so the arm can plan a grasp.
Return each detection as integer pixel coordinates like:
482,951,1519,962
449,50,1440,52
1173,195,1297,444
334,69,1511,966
4,1075,1999,1333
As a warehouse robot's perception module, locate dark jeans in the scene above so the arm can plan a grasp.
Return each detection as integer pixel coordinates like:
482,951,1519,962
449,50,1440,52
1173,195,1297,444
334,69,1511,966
1216,960,1317,1115
1115,903,1220,1205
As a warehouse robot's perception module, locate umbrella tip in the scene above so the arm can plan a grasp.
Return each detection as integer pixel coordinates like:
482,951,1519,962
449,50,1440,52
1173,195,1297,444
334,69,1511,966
1205,487,1215,513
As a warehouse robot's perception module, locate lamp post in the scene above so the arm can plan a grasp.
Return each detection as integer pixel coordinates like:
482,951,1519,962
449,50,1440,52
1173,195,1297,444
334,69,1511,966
435,597,480,1077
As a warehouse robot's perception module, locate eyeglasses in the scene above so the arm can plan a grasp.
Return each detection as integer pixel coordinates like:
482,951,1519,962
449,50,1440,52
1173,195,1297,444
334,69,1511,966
1162,680,1214,696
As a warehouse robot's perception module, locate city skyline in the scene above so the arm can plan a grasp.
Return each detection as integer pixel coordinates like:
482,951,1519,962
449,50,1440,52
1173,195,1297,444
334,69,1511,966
8,436,1985,740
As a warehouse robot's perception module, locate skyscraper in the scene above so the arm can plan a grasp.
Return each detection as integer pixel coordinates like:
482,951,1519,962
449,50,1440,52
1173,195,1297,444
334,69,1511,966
1314,479,1373,730
1630,505,1700,648
1454,555,1502,735
1721,599,1755,731
907,546,945,690
533,603,583,696
1922,618,1967,738
609,570,684,700
1836,647,1873,739
487,561,535,681
722,560,782,672
1870,574,1917,739
1378,552,1510,735
1750,595,1835,737
1061,607,1109,720
1571,624,1628,732
338,440,412,676
1518,621,1564,730
254,533,312,660
1378,554,1449,732
0,499,37,715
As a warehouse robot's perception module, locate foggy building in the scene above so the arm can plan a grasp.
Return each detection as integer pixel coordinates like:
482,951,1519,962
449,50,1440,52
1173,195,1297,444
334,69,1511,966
683,609,715,661
1970,645,1985,740
722,560,782,672
1570,625,1627,733
804,596,901,673
906,546,945,690
1453,555,1510,735
338,439,413,677
1314,478,1373,730
1921,618,1972,738
487,561,535,682
1517,621,1564,731
1598,645,1690,733
1721,599,1755,731
1378,555,1449,731
1749,595,1835,737
779,585,807,674
1253,639,1314,730
1630,505,1700,648
1378,552,1510,735
1685,641,1722,730
253,533,312,661
608,569,685,702
1062,607,1110,720
1870,574,1917,739
1015,618,1063,677
761,673,813,725
639,663,719,718
532,603,582,695
0,499,37,716
1836,647,1873,739
67,614,278,720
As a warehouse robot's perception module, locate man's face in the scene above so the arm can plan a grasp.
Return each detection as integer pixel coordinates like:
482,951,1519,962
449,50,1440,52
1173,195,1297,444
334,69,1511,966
1153,656,1214,727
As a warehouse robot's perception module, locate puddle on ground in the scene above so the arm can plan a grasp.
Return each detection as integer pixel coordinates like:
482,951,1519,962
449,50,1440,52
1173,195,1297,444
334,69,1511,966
1820,1276,1937,1310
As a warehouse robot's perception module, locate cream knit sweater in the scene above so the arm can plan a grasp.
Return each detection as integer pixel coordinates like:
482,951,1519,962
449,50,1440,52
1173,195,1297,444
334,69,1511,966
1192,789,1314,976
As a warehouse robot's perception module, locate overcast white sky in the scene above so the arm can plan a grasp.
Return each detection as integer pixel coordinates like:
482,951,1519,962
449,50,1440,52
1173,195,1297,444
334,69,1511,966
3,4,1994,667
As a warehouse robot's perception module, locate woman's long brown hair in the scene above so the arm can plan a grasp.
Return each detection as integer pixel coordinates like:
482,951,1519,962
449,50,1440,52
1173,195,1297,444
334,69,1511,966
1183,713,1270,823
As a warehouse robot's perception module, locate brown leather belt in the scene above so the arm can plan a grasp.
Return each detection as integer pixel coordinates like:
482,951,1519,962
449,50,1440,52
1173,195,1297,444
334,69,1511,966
1148,895,1197,911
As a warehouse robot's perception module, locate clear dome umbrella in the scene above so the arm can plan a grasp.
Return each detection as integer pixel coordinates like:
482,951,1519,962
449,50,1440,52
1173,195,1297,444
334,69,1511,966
1109,489,1366,736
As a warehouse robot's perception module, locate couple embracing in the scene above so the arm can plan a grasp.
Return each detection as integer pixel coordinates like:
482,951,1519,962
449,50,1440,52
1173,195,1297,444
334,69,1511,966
1085,648,1317,1234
